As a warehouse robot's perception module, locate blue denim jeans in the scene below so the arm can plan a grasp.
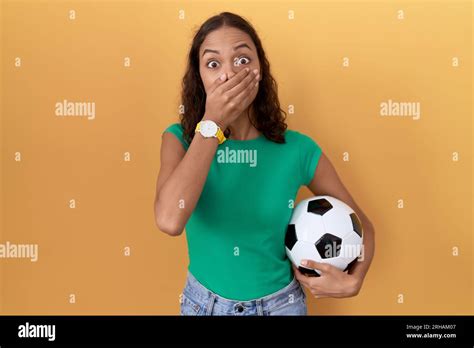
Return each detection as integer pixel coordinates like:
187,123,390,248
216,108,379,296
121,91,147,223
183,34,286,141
180,270,307,316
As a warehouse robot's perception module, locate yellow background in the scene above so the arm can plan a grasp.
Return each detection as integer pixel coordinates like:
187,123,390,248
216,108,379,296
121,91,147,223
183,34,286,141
1,0,472,315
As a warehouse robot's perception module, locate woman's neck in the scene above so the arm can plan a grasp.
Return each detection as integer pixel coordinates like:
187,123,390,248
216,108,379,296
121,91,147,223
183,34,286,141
227,109,260,140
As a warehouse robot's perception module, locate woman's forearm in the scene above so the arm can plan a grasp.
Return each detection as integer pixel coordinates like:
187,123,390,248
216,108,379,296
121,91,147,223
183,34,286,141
155,132,218,236
350,220,375,287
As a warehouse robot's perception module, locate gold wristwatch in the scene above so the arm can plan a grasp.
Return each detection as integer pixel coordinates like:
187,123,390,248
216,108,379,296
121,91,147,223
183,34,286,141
195,120,226,145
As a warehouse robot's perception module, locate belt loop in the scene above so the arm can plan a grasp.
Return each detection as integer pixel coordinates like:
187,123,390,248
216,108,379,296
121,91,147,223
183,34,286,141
256,299,264,316
206,293,216,315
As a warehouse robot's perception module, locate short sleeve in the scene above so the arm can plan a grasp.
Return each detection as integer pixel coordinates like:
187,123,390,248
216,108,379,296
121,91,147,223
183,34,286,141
163,123,189,150
298,132,323,186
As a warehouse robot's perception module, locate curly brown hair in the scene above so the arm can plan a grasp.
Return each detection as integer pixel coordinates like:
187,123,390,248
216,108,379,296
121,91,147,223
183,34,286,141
179,11,287,145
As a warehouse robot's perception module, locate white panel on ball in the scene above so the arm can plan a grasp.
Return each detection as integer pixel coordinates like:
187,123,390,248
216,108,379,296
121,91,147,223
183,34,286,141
289,241,323,269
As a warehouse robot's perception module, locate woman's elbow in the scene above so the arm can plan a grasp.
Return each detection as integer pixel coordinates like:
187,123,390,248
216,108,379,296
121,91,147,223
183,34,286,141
154,203,184,237
155,215,183,236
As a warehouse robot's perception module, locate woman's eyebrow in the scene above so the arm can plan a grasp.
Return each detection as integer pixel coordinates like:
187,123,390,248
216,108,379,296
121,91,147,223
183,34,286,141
202,43,252,57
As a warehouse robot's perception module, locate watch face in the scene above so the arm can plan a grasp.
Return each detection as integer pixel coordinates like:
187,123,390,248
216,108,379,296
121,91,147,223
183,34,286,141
200,120,218,137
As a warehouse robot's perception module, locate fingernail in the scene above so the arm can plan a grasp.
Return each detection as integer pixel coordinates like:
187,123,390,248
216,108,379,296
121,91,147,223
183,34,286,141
255,73,260,80
245,68,249,72
301,260,308,266
253,69,258,75
220,73,226,81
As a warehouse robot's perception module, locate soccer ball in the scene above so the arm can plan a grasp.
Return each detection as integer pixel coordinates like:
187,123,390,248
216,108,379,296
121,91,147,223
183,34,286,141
285,195,364,277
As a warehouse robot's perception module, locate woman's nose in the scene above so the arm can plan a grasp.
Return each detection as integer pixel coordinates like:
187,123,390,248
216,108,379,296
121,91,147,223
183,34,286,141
224,62,245,80
225,70,237,79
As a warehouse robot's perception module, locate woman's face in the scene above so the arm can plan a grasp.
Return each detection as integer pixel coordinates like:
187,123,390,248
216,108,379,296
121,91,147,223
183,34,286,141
199,26,261,93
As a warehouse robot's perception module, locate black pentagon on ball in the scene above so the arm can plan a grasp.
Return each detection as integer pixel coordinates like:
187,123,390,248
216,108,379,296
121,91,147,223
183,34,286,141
350,213,363,237
298,266,320,277
315,233,342,259
307,198,333,216
285,224,298,250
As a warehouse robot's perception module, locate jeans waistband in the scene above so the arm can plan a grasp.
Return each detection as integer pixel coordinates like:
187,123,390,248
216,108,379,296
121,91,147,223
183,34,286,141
184,270,301,306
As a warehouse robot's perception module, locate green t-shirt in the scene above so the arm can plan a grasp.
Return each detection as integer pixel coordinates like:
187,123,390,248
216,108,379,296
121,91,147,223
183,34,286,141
163,123,322,300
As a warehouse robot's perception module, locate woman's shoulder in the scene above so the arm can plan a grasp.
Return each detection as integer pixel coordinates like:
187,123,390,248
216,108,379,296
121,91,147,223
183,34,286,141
284,128,319,145
283,128,323,155
164,122,184,134
163,122,188,150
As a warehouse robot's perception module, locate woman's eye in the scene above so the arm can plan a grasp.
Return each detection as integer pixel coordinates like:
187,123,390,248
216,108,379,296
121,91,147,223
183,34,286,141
207,60,219,69
234,56,250,66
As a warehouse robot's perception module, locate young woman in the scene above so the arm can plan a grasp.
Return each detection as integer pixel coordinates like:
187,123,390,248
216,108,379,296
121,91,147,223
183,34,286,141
154,12,375,316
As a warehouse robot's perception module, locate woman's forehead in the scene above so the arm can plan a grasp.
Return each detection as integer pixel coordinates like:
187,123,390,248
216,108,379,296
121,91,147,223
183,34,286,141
201,27,254,51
